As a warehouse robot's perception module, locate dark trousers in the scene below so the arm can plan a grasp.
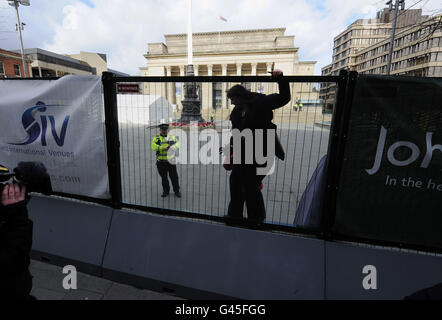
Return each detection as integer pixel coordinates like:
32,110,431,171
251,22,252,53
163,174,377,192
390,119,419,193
227,165,266,222
156,161,180,194
0,270,33,300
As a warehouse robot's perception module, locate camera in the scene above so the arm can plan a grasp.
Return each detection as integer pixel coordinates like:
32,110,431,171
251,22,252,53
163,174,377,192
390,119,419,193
0,161,52,195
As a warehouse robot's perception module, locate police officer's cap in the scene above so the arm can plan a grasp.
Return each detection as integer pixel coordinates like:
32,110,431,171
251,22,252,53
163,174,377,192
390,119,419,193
159,123,169,129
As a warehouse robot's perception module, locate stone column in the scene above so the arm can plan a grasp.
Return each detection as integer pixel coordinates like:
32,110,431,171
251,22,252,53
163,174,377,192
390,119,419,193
179,65,185,111
266,62,274,94
207,64,213,111
236,63,242,76
38,66,42,77
222,64,227,109
251,62,257,92
148,66,166,104
194,64,199,76
179,65,185,76
166,66,175,104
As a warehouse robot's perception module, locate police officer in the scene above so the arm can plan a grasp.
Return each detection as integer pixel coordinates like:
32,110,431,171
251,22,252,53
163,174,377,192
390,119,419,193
151,123,181,198
294,100,303,112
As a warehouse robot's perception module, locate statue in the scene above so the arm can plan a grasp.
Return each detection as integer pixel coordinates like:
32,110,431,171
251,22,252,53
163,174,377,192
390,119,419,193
179,66,205,123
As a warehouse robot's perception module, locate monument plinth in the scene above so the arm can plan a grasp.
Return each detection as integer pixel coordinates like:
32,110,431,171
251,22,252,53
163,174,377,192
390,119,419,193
179,65,205,123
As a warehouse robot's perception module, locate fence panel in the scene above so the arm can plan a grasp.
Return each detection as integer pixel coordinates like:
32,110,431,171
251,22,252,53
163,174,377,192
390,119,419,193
114,76,338,229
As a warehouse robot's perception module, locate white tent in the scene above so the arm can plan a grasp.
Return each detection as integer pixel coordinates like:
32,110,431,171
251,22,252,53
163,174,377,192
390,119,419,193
117,94,174,125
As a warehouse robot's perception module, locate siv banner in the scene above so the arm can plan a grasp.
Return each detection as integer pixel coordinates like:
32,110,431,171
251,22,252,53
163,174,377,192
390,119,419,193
0,75,110,199
334,75,442,249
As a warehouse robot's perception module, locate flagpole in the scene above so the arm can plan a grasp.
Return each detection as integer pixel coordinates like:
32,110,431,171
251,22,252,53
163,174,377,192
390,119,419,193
218,16,227,49
187,0,193,74
180,0,204,124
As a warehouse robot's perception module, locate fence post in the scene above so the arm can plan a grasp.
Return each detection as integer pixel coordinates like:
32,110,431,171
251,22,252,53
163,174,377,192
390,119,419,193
102,71,122,208
320,70,358,239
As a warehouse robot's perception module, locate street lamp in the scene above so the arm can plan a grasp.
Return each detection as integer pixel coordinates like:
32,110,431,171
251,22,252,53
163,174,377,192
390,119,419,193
7,0,30,78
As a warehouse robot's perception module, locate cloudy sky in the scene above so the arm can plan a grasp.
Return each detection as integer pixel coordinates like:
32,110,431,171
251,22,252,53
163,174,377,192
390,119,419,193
0,0,440,75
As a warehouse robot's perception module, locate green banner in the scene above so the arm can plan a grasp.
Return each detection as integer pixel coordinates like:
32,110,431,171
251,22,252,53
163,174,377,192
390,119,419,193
334,75,442,249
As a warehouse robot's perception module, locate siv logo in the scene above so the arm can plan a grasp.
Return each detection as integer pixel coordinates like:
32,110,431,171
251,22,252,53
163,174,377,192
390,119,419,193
366,126,442,175
9,101,70,147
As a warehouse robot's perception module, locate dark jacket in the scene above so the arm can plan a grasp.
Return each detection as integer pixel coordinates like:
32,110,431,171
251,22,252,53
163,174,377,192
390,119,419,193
229,78,290,164
0,200,33,299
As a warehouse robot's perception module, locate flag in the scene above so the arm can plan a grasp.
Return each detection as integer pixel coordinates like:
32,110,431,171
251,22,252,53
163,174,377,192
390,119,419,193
219,16,227,22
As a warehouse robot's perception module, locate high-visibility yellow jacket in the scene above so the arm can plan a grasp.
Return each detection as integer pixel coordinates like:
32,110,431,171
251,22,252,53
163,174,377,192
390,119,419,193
151,134,180,162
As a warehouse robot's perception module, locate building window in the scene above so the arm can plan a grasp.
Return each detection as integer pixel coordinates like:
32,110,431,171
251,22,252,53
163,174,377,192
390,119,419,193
212,82,222,109
175,82,182,97
14,64,21,77
0,61,4,76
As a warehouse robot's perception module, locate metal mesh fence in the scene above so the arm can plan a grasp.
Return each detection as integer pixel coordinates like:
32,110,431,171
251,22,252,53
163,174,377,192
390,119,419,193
116,79,334,227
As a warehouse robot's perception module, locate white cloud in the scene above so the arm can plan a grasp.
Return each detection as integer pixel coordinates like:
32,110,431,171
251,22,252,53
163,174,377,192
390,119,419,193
61,5,79,30
361,5,378,18
3,0,440,75
0,0,75,50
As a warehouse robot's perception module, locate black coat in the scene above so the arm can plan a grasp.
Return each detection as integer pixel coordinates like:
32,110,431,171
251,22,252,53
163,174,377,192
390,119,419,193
229,78,291,164
0,200,33,299
230,78,290,129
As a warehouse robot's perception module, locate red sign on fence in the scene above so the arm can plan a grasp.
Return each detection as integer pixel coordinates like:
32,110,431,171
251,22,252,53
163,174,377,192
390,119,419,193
117,83,139,93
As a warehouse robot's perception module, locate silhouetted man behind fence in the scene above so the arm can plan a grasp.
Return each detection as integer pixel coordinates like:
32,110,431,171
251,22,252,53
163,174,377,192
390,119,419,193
224,69,290,225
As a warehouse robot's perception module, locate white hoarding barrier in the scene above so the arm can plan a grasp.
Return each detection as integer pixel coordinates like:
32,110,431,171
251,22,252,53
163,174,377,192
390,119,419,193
116,94,173,126
0,75,110,199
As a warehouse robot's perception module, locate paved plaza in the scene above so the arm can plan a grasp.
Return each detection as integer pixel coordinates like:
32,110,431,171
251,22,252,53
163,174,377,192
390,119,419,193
29,260,184,300
118,107,331,226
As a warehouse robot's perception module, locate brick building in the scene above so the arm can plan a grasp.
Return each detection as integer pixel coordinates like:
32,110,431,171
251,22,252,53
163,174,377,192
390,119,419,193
0,48,31,78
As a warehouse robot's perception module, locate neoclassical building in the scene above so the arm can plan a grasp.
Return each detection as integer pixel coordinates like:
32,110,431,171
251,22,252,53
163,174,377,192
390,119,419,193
140,28,316,110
